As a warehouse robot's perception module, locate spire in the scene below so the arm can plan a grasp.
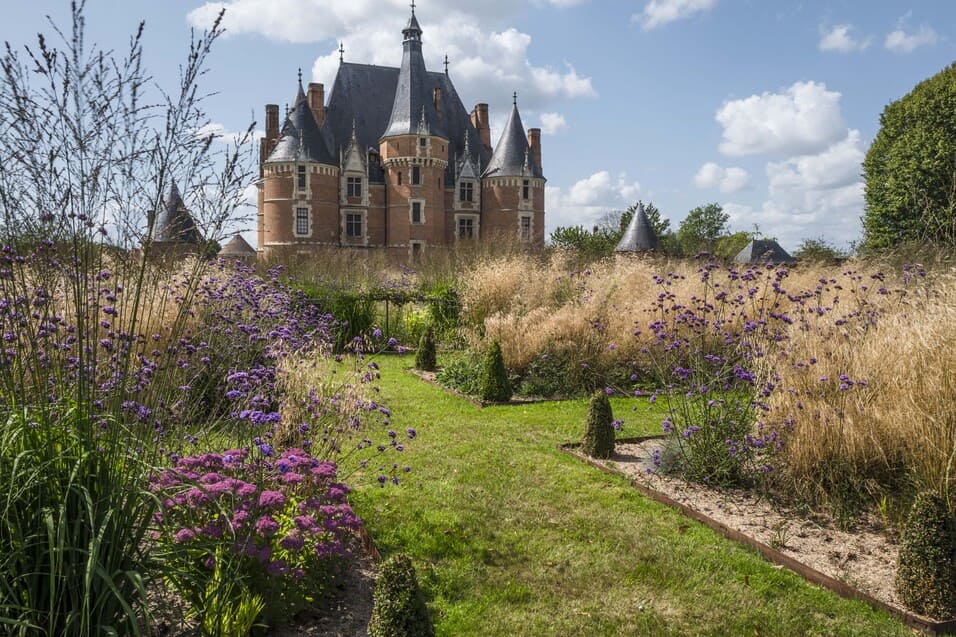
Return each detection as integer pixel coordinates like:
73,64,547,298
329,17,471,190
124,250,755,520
615,202,659,253
166,179,182,209
152,179,200,244
293,70,306,107
265,78,336,165
458,132,479,180
482,101,541,178
382,5,445,140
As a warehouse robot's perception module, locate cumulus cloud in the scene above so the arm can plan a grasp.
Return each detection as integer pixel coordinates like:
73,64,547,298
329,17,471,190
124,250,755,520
196,122,264,146
722,131,866,249
545,171,641,235
188,0,596,115
633,0,717,30
539,112,567,135
715,81,846,157
819,24,872,52
885,25,938,53
693,162,750,193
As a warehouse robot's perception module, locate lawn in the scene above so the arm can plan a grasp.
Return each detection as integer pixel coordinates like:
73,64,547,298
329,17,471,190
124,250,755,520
350,354,908,636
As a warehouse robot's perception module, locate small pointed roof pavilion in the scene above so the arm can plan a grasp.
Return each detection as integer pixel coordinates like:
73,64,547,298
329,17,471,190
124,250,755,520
614,202,659,253
219,234,257,258
733,239,794,265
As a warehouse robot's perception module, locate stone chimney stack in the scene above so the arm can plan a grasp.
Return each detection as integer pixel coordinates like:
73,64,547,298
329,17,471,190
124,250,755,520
528,128,542,173
471,103,491,151
262,104,280,164
308,83,326,127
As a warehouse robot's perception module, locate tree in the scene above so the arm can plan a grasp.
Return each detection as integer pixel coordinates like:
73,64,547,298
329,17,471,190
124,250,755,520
862,62,956,251
792,237,847,263
549,200,675,258
677,203,729,255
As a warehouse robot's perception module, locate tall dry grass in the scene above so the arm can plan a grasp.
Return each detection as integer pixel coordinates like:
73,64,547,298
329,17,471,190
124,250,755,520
459,251,956,502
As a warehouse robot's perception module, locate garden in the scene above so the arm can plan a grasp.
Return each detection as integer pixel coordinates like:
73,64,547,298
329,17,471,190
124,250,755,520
0,4,954,637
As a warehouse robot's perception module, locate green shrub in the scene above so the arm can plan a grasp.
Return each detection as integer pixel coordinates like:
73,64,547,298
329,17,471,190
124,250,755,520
435,356,483,396
415,327,437,372
480,341,512,403
581,391,615,458
368,554,435,637
896,492,956,618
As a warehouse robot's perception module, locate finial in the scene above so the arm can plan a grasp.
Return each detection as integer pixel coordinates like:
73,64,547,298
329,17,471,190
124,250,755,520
339,42,345,63
410,0,416,14
444,53,449,75
297,67,302,84
513,91,518,106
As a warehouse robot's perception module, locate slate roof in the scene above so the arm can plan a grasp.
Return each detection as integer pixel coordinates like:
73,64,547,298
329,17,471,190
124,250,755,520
615,203,659,252
219,234,256,256
381,12,446,140
152,180,200,244
264,82,337,165
483,104,543,179
324,63,490,185
733,239,795,265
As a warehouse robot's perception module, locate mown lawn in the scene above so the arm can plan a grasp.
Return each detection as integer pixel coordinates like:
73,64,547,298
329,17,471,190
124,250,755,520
350,354,908,636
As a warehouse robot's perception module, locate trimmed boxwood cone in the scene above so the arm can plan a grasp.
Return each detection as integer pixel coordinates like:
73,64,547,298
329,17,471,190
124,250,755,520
368,554,435,637
896,492,956,618
480,340,512,403
581,390,615,458
415,326,437,372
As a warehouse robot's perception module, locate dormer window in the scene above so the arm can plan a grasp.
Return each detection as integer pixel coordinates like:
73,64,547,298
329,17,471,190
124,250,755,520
419,138,427,148
347,176,363,197
297,165,307,190
460,181,474,202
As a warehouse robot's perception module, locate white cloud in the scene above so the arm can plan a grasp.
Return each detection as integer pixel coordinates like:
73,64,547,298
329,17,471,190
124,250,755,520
885,25,938,53
693,162,750,193
722,130,866,249
539,112,567,135
819,24,872,53
634,0,716,31
545,171,641,235
715,81,846,157
189,1,596,116
196,122,264,146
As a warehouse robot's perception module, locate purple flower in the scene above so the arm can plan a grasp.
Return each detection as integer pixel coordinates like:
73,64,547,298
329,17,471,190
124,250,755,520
258,491,286,508
255,515,280,536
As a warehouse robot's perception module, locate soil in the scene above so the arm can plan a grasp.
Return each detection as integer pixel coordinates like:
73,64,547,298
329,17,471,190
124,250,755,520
600,439,907,611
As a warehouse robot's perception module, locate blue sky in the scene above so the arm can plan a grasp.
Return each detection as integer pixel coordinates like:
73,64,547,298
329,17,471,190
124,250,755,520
3,1,954,250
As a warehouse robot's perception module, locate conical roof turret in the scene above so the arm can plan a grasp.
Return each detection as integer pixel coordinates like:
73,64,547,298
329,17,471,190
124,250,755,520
615,203,659,253
482,97,542,178
152,179,201,244
265,75,336,165
381,6,445,140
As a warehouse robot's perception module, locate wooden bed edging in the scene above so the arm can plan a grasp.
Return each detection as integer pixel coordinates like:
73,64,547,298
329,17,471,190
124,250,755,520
559,442,956,636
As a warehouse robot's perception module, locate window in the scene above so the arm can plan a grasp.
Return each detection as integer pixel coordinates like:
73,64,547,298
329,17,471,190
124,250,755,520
295,207,309,236
398,171,402,185
411,201,422,224
410,241,423,262
412,166,421,185
420,137,427,148
520,216,531,241
297,165,307,190
522,179,530,200
459,181,474,202
346,213,362,238
458,217,474,239
347,176,362,197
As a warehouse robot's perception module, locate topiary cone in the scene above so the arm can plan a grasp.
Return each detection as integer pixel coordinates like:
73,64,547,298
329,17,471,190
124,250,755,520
896,491,956,619
368,554,435,637
581,390,615,459
415,326,437,372
479,340,512,403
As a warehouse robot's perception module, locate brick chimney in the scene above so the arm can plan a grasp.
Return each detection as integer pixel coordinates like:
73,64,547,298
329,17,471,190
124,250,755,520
263,104,280,163
471,103,491,151
308,83,326,127
528,128,541,173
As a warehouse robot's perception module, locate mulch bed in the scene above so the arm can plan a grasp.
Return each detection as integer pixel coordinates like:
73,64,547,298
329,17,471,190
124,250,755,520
561,436,956,636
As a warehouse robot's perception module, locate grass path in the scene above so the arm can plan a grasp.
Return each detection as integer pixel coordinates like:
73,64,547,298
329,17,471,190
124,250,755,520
350,355,907,636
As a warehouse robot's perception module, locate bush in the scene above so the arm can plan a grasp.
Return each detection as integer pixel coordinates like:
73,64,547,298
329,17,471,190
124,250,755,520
415,327,437,372
480,341,512,403
581,391,615,458
896,492,956,618
435,355,483,397
368,554,435,637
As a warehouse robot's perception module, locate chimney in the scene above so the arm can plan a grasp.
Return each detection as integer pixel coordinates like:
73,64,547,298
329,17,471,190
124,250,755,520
471,103,491,150
265,104,279,141
308,83,326,127
528,128,541,173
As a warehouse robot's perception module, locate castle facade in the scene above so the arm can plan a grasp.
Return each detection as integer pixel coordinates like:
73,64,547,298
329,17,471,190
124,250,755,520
256,7,546,259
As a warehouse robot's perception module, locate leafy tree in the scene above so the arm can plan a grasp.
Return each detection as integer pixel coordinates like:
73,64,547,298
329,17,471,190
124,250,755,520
549,225,612,260
714,231,754,261
550,201,675,258
677,203,729,255
792,237,847,263
862,62,956,251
